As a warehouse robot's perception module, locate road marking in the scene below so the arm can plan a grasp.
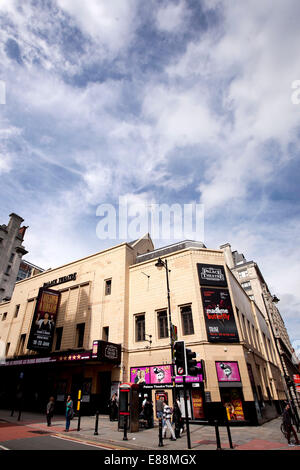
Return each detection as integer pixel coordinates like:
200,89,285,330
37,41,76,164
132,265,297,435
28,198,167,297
51,434,126,450
0,445,9,450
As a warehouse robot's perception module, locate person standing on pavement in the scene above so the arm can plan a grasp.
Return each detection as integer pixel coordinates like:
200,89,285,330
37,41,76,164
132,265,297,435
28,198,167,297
110,393,118,421
162,401,176,441
282,403,300,446
173,398,182,438
143,398,154,428
46,396,55,427
156,396,164,420
65,395,74,432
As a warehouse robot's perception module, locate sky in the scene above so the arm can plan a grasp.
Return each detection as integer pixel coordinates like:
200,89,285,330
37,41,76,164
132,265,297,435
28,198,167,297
0,0,299,352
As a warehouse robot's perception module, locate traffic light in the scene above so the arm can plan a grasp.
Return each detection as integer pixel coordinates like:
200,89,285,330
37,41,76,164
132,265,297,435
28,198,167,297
186,348,200,376
174,341,187,376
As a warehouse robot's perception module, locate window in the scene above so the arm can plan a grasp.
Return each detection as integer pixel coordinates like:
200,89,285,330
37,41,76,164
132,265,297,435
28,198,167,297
2,312,7,321
157,310,168,339
55,327,63,350
76,323,85,348
9,253,15,263
135,314,145,342
14,305,20,318
5,265,11,275
241,281,251,290
238,269,248,278
103,327,109,342
17,334,26,356
105,279,112,295
5,343,10,356
181,305,194,336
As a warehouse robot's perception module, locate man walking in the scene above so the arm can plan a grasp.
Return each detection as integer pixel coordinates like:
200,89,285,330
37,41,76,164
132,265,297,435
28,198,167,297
282,403,300,447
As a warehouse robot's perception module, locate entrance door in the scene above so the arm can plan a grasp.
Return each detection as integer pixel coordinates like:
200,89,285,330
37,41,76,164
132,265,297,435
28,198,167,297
97,372,112,414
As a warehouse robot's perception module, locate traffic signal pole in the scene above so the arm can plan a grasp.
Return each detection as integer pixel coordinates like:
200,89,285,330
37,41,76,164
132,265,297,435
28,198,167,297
183,375,191,450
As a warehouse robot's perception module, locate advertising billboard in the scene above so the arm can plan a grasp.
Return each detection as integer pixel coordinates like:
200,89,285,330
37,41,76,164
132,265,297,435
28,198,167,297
27,287,60,352
197,263,228,288
216,361,241,382
130,364,203,385
201,288,239,343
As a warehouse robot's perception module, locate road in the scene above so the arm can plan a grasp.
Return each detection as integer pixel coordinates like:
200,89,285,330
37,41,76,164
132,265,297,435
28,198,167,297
0,419,119,451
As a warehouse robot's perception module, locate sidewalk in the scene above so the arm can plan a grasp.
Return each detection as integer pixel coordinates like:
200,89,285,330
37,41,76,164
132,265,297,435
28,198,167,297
1,410,299,451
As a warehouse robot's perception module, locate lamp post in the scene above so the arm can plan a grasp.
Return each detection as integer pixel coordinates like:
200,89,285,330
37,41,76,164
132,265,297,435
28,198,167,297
155,258,174,369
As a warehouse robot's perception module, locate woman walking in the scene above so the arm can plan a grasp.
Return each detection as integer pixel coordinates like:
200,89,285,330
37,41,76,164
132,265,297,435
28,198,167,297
162,401,176,441
65,395,74,432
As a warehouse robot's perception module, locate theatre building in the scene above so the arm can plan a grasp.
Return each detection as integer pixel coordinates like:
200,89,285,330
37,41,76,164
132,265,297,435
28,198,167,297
0,236,286,424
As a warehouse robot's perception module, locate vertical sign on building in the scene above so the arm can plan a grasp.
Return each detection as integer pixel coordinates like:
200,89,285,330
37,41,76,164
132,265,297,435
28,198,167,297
27,287,60,351
201,288,239,343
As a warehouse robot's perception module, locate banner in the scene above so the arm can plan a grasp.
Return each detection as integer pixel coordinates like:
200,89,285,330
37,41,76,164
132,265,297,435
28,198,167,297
201,287,239,343
27,288,60,352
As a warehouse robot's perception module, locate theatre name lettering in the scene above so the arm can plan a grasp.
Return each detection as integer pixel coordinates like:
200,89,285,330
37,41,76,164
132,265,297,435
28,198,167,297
43,272,77,288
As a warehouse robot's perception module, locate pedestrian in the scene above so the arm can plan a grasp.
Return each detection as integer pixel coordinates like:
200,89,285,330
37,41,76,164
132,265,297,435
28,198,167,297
173,398,182,438
46,396,55,427
156,395,164,420
282,402,300,447
65,395,74,432
143,398,154,428
162,401,176,441
110,393,118,421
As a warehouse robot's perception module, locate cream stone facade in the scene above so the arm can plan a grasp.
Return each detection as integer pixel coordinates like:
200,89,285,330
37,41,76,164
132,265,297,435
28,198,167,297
0,236,285,424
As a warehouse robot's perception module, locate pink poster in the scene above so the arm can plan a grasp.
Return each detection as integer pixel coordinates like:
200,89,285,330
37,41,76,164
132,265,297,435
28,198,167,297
216,361,241,382
150,365,172,384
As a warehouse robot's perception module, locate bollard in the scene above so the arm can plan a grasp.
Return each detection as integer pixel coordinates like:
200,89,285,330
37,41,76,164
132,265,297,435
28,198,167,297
123,415,128,441
225,419,234,449
158,418,164,447
94,411,99,436
214,420,221,450
77,412,81,432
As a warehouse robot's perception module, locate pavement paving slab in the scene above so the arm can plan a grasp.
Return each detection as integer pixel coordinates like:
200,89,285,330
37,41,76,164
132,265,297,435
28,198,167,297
1,409,300,451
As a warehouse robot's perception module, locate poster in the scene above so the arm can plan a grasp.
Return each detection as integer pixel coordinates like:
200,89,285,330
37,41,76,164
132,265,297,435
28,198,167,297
216,361,241,382
191,389,205,419
130,365,173,385
27,287,60,351
201,287,239,343
221,388,245,421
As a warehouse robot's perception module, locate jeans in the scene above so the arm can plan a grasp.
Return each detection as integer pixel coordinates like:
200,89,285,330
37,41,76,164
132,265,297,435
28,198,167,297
65,415,71,431
162,419,176,439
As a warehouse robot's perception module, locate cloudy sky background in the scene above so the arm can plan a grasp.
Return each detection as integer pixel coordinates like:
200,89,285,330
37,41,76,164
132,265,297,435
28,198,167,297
0,0,299,350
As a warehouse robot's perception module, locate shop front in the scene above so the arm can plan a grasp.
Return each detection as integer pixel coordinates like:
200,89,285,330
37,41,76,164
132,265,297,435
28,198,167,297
130,363,205,421
0,340,122,416
215,360,246,423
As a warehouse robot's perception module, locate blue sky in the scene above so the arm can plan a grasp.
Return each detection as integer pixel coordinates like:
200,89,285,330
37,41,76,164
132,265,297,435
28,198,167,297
0,0,300,351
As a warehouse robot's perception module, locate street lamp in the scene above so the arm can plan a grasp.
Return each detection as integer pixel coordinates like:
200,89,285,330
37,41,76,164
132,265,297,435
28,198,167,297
155,258,174,367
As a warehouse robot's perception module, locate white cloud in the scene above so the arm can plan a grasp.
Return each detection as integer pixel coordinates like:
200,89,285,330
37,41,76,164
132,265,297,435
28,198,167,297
155,0,187,32
56,0,137,55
